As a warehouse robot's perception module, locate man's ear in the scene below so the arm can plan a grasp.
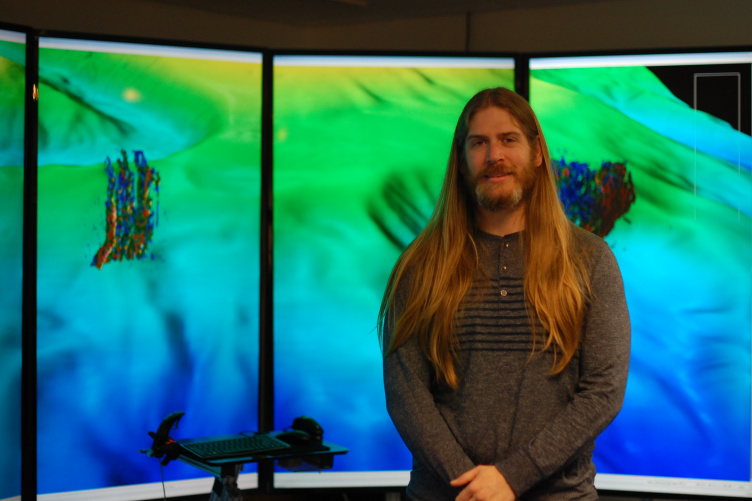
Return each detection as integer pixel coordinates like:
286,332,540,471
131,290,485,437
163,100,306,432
534,137,544,167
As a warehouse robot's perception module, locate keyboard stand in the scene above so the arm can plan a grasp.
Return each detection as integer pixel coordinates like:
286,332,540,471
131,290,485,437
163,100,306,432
141,414,348,501
210,464,243,501
175,454,244,501
210,463,243,501
174,436,348,501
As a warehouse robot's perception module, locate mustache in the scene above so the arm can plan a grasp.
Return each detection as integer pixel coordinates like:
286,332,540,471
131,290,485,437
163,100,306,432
478,163,516,178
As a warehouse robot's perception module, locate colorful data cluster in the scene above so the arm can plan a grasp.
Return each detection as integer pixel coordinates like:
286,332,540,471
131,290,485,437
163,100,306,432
554,158,636,237
92,150,160,269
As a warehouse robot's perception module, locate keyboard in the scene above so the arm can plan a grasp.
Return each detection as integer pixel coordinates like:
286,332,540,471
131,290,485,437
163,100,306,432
178,433,291,460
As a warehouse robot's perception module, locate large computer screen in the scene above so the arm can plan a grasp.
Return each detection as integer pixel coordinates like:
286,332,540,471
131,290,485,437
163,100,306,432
530,51,752,498
272,54,515,487
0,26,26,501
36,37,263,499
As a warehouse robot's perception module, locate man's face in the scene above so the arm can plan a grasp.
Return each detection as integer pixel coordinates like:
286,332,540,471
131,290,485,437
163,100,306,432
462,106,542,213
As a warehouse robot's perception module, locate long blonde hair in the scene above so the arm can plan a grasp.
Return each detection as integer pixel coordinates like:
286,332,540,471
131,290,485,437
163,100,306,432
378,87,591,389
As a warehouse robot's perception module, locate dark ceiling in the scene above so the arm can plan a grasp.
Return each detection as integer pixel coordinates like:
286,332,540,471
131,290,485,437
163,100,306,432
146,0,607,27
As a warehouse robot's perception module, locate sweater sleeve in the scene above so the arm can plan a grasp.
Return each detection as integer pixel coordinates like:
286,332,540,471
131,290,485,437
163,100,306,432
383,295,476,485
495,241,631,496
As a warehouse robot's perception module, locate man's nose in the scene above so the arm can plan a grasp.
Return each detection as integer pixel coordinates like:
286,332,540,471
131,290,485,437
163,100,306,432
487,141,504,163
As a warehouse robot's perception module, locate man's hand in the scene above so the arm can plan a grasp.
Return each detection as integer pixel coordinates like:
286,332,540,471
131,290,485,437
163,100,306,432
450,465,516,501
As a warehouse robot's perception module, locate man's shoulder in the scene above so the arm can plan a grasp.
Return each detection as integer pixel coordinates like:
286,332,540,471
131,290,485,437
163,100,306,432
569,222,607,250
567,223,624,284
568,222,616,268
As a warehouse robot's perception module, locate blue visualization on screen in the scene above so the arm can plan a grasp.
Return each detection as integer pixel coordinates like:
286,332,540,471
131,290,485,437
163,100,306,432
0,27,26,501
530,52,752,496
36,37,263,495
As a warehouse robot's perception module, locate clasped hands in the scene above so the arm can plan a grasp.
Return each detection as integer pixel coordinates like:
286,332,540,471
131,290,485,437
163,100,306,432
451,465,516,501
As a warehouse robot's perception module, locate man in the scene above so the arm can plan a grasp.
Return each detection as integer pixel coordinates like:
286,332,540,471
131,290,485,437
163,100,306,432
378,87,630,501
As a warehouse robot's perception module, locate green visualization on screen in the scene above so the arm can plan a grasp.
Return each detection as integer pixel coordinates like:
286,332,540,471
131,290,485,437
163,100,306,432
0,27,26,501
272,54,515,486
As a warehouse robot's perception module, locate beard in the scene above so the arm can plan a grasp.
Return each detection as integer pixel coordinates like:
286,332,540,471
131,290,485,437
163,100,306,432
466,161,537,212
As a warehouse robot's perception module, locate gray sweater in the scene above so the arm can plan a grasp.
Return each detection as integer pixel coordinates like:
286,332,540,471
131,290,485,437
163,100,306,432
383,225,631,500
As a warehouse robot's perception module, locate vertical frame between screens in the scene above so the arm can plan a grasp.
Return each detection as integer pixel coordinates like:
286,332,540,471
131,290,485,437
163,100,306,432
259,48,275,493
270,53,515,488
34,35,264,497
23,28,38,501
